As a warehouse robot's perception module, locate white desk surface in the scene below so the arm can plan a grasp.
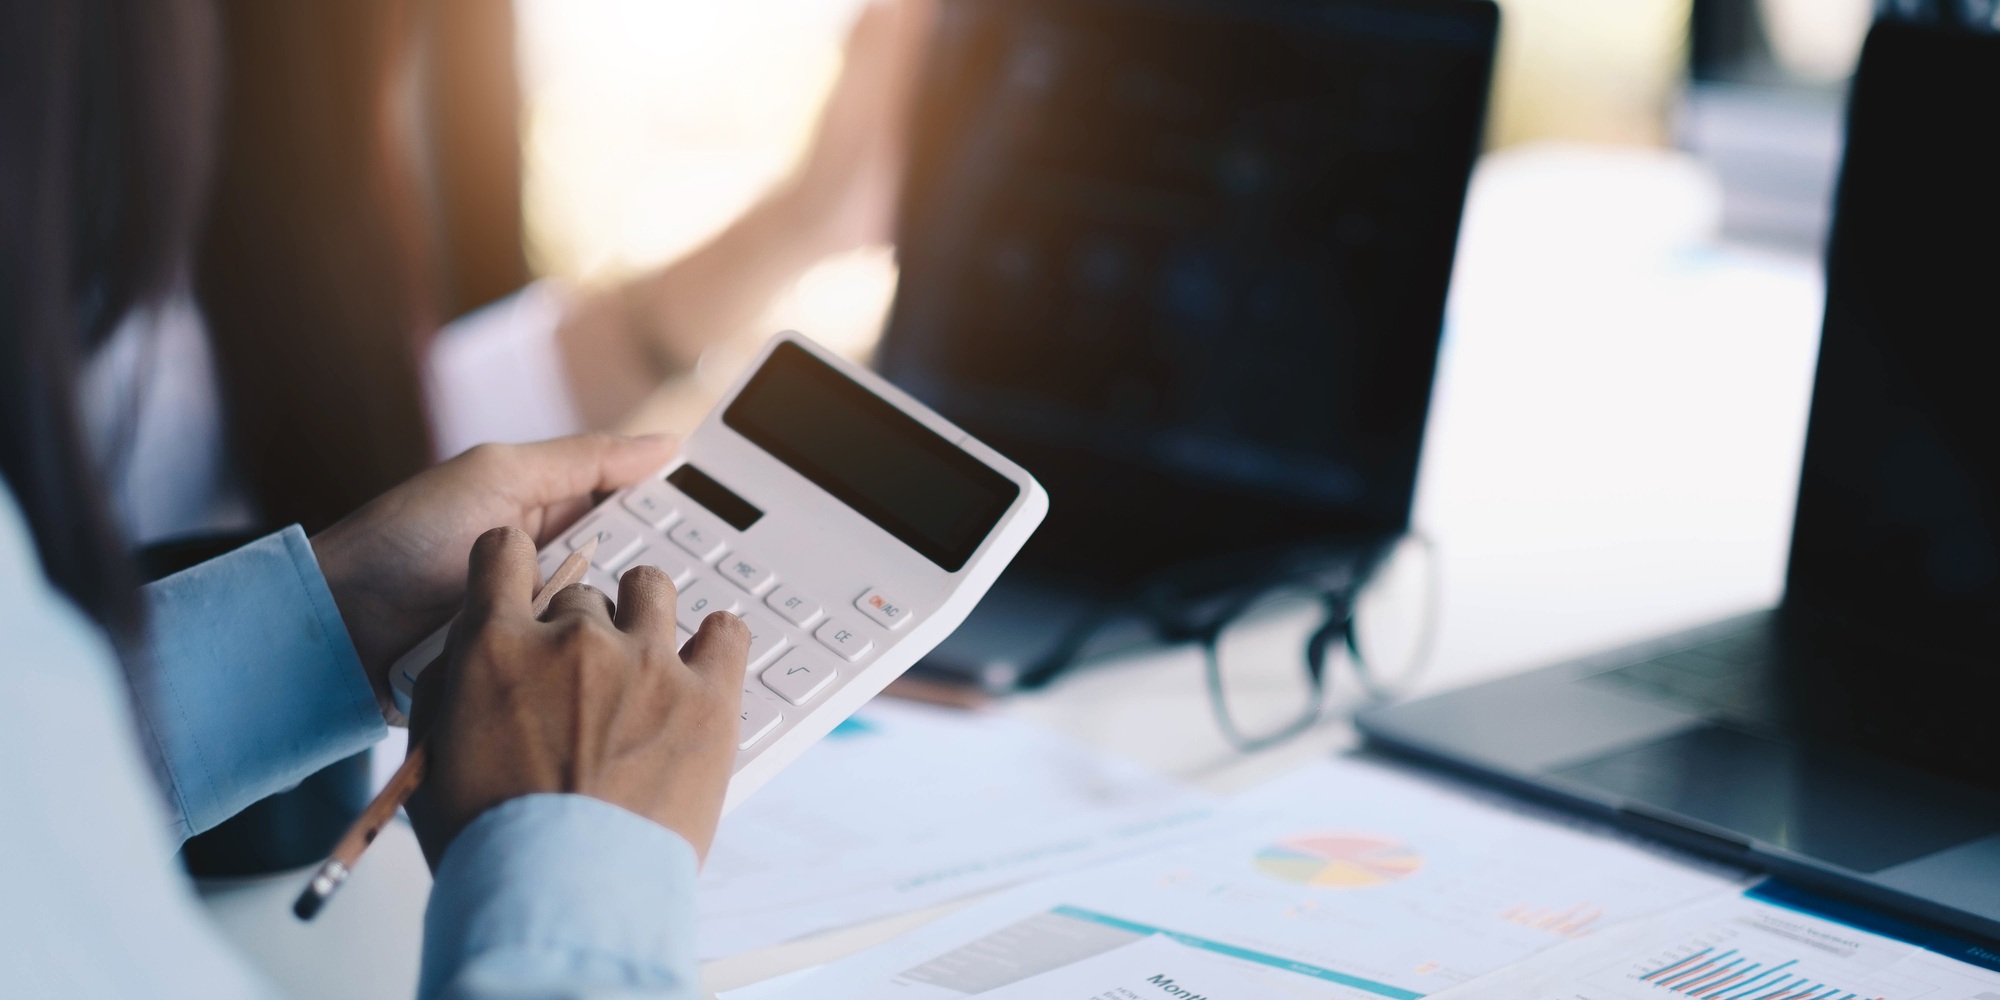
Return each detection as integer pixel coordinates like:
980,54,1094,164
195,143,1826,999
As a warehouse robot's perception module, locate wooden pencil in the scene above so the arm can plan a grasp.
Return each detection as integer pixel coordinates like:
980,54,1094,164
293,536,598,920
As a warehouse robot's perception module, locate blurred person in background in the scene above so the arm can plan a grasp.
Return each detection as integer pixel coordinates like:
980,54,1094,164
2,0,768,995
98,0,931,554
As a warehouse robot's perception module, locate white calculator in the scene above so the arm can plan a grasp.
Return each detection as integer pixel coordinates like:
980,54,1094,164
391,332,1047,811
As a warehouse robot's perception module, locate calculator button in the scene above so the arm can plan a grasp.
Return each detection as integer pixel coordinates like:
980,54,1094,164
738,613,790,670
566,510,649,571
620,546,698,588
718,552,775,594
765,586,824,628
855,589,915,631
815,619,874,661
737,691,782,750
761,648,838,706
620,480,681,529
676,581,742,631
668,517,728,563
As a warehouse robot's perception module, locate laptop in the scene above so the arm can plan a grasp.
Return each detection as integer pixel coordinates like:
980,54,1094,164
1358,19,2000,941
875,0,1499,687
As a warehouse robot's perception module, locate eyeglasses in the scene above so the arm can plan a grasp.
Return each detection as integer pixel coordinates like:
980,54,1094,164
1017,535,1437,753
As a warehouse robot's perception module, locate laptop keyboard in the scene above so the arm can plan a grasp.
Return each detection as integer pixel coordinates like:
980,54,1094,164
1586,628,1782,728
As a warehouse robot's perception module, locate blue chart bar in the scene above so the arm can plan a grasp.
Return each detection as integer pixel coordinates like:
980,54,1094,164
1707,959,1796,998
1647,950,1738,990
1643,948,1715,982
1675,957,1745,992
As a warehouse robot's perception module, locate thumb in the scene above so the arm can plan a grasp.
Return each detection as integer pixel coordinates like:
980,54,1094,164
501,432,678,510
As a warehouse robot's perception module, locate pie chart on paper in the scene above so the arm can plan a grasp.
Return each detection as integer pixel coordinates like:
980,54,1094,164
1253,832,1424,889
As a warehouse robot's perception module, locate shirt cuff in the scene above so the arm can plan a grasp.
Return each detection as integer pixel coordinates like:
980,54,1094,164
421,794,702,1000
134,526,385,840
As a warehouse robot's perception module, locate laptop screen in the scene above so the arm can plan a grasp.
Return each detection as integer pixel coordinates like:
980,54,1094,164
876,0,1497,585
1784,20,2000,785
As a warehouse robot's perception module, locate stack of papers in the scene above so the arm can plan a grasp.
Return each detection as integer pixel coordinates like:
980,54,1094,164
750,758,1744,998
710,726,2000,1000
730,756,2000,1000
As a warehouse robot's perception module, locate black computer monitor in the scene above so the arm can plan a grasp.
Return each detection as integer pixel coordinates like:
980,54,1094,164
877,0,1498,586
1781,19,2000,789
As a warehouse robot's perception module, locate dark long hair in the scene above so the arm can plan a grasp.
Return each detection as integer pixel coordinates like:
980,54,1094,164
0,0,216,635
196,0,529,534
1,0,529,631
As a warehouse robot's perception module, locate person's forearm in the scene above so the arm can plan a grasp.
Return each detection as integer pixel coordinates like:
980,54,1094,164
556,187,842,428
131,528,387,843
557,0,927,428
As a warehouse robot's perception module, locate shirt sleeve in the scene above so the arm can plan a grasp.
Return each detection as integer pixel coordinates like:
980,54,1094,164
127,526,387,844
5,488,707,1000
425,281,586,461
1,488,282,998
421,794,704,1000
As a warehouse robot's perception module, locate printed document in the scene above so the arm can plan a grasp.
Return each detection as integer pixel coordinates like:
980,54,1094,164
768,756,1745,999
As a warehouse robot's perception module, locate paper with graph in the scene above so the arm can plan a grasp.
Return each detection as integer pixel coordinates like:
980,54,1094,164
771,757,1746,1000
1428,887,2000,1000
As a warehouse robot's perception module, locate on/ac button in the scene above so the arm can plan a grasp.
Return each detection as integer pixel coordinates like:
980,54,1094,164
855,589,914,630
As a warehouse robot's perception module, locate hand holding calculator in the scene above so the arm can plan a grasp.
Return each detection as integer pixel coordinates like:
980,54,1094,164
391,333,1047,810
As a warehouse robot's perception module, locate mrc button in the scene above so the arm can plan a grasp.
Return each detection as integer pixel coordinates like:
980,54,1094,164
854,588,914,630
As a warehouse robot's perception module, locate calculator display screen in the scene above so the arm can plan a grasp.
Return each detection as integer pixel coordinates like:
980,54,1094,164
725,342,1020,571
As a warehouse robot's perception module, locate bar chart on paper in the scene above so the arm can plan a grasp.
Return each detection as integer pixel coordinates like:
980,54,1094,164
1626,940,1873,1000
1435,892,2000,1000
1571,905,1980,1000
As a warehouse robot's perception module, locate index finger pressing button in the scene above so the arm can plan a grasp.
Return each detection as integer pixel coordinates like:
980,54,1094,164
737,691,782,750
621,547,698,588
676,581,743,632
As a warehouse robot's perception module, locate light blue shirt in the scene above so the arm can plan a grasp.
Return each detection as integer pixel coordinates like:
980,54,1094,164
0,488,701,998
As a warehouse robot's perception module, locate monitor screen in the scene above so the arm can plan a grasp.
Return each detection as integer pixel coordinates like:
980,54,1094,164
725,342,1019,572
1782,21,2000,786
877,0,1498,584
